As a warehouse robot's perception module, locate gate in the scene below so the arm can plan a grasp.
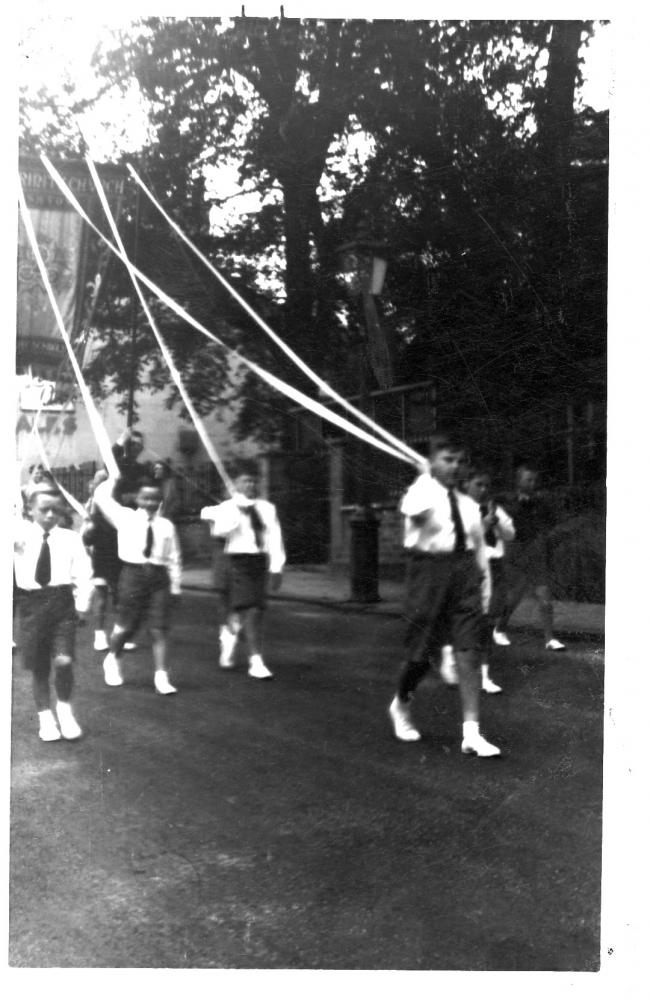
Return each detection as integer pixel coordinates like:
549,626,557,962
266,450,330,565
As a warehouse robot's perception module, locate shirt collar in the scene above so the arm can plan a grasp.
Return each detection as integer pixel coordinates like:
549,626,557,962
136,508,157,521
31,521,59,536
234,492,257,507
429,475,455,497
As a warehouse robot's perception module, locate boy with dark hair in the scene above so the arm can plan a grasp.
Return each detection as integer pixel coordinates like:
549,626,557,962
111,427,150,508
495,462,566,651
14,484,93,741
200,459,285,680
388,433,501,757
93,473,182,694
438,465,515,694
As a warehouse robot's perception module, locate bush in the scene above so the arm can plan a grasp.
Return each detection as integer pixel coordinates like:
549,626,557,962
548,511,605,603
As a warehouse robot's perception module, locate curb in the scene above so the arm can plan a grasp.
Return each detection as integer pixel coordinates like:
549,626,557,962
180,583,604,637
181,582,404,617
182,583,605,641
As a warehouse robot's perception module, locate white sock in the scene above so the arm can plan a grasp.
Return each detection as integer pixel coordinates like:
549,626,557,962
463,720,480,740
249,653,264,667
38,709,55,722
480,663,490,677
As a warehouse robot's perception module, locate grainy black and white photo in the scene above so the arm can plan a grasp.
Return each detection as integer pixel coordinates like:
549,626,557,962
12,6,620,980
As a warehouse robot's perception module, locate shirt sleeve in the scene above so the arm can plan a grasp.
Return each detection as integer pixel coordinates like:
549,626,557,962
167,524,183,595
93,479,130,531
265,503,286,574
469,515,491,613
200,500,242,536
200,504,218,521
70,532,94,613
494,505,515,542
400,475,433,517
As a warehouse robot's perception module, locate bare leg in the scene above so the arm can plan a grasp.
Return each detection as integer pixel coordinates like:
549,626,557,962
92,585,109,632
455,649,481,722
32,663,52,712
150,628,168,671
496,572,528,632
151,628,177,693
53,655,82,738
242,607,274,679
241,607,263,657
456,648,501,756
52,654,73,702
109,624,130,658
535,584,554,642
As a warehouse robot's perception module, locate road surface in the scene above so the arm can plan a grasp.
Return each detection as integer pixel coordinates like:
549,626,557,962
10,592,604,969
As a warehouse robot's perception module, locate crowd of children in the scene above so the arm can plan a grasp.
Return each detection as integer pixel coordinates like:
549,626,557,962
14,427,567,757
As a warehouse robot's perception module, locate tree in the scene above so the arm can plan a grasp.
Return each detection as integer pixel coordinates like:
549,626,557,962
19,17,607,473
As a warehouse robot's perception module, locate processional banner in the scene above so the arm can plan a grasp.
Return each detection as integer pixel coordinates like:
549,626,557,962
16,156,124,408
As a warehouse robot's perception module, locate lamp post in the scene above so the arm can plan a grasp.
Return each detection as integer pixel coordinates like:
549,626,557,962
339,237,389,603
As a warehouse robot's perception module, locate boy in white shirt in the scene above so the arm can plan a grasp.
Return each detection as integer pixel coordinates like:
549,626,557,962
92,473,182,695
439,465,515,694
201,460,285,680
388,433,501,757
14,484,93,741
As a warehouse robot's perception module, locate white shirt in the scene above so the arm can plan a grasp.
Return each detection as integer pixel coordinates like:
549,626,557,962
93,481,183,594
401,474,485,553
14,519,93,613
201,494,286,575
400,474,490,611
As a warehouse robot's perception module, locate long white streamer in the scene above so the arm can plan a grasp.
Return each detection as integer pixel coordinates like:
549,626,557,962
84,155,236,498
127,163,425,465
40,156,422,468
17,180,120,480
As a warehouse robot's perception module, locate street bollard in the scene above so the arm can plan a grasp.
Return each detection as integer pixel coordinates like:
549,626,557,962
349,505,380,602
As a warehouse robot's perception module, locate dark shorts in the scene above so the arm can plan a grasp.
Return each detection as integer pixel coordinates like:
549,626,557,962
115,563,173,633
214,552,269,610
403,551,483,660
15,586,77,672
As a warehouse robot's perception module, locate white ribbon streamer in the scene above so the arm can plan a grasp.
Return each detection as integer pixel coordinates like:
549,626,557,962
127,163,424,465
84,155,236,498
17,180,120,480
40,156,422,469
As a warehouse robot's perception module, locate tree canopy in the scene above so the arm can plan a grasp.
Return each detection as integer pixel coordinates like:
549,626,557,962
19,17,608,475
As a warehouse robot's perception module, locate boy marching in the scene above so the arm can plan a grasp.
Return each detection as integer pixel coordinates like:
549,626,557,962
388,433,501,757
14,484,93,742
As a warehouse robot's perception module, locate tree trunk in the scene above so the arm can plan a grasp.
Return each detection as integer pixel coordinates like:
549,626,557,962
533,21,584,352
278,169,319,369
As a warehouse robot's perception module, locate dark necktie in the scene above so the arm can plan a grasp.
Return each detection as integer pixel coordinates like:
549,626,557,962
35,531,51,586
479,503,497,548
143,519,154,559
448,490,466,553
243,504,265,550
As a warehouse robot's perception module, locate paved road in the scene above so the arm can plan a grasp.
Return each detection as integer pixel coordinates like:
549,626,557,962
10,593,604,969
